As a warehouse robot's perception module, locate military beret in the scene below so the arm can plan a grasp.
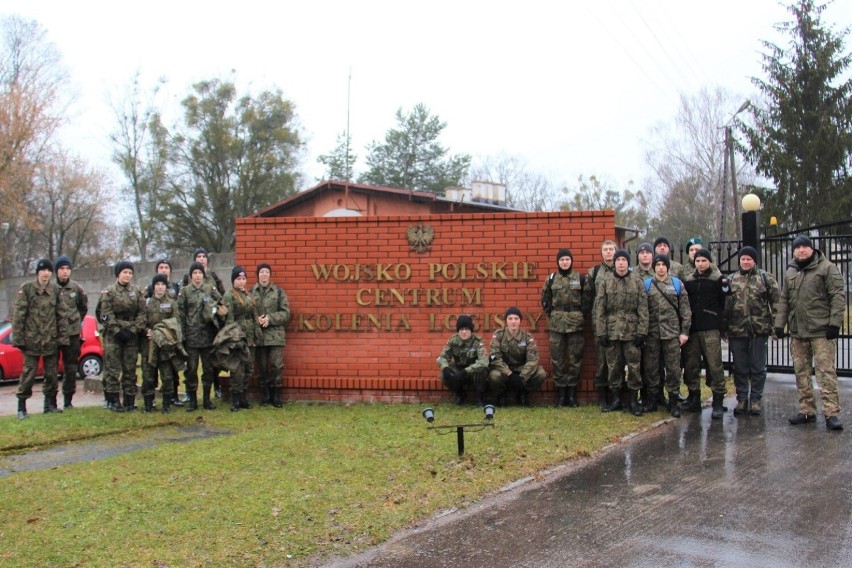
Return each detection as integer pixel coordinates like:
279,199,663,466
686,237,704,249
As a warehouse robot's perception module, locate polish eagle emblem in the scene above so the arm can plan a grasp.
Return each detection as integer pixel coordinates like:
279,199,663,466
406,223,434,253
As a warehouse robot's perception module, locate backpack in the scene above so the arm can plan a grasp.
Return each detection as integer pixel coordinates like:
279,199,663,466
644,276,682,296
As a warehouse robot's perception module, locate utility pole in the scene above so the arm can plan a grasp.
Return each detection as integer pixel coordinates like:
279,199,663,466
345,68,352,182
719,128,730,242
728,126,741,241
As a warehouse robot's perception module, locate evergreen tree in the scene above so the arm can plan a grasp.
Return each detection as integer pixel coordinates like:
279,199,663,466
317,131,357,182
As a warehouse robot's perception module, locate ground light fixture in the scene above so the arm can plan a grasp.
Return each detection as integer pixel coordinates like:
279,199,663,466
421,405,496,456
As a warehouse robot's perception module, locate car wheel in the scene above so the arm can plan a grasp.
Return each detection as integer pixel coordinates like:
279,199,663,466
79,355,103,378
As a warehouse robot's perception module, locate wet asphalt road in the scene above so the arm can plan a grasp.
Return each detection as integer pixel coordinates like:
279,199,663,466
331,374,852,568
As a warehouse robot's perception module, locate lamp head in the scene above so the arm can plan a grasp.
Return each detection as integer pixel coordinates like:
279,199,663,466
483,405,495,420
741,193,761,213
422,407,435,423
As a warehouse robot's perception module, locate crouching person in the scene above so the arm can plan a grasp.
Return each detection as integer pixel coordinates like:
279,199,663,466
437,315,488,406
488,307,546,407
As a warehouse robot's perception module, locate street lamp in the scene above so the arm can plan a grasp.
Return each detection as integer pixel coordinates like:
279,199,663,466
422,406,496,456
741,193,761,260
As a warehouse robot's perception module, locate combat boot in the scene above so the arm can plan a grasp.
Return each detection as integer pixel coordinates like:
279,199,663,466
64,393,74,409
629,391,644,416
518,390,530,407
103,390,110,409
452,390,465,405
185,391,198,412
826,416,844,431
44,395,63,414
123,394,137,412
476,391,487,408
597,387,609,410
556,387,567,407
17,398,28,420
143,395,155,413
109,392,125,413
656,388,667,407
496,392,508,407
711,393,725,420
259,386,271,406
238,392,253,409
643,388,659,413
202,386,216,410
667,395,681,418
566,387,579,408
231,393,241,412
602,390,623,413
680,390,702,413
271,387,283,408
161,394,171,414
733,399,748,416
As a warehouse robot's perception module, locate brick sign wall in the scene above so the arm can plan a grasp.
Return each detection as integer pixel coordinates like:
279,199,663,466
236,210,615,403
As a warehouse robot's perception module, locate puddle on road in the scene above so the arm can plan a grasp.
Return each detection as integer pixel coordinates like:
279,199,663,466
0,423,230,477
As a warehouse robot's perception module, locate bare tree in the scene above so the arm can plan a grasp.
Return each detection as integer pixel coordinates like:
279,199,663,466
470,153,562,211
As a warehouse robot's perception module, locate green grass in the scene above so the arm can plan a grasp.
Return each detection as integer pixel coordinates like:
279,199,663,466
0,401,670,567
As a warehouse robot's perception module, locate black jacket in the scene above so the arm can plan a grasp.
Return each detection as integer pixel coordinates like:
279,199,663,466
684,267,728,333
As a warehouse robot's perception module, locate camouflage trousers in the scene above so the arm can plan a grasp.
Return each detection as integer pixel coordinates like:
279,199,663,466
549,331,584,388
683,330,726,395
791,337,841,417
643,337,683,395
59,334,81,396
605,341,642,392
185,346,216,392
103,336,139,395
487,365,547,396
255,345,284,389
440,366,488,394
729,336,768,402
17,352,59,400
230,347,255,395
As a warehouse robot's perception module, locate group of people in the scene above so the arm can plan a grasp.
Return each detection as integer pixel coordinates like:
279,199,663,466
437,235,846,432
12,249,291,419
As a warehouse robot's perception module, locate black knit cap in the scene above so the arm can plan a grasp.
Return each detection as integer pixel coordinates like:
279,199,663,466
613,249,631,263
152,274,169,287
636,243,653,257
694,248,713,262
504,306,522,320
188,261,206,277
193,247,208,260
114,260,134,277
35,258,54,273
155,258,172,271
556,248,573,262
456,315,474,332
653,254,671,270
738,246,758,262
653,237,671,250
257,263,272,276
54,255,72,270
792,235,813,249
231,265,247,283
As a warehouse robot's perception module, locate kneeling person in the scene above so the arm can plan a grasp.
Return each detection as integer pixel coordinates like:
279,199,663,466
437,315,488,405
488,307,546,407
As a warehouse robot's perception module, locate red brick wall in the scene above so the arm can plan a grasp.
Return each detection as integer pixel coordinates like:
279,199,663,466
236,211,615,403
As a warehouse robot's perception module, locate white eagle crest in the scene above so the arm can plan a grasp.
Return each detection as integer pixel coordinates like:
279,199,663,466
406,223,434,253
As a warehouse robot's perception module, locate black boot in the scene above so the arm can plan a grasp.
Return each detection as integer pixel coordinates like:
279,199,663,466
597,387,609,410
271,386,283,408
518,390,530,407
123,394,137,412
17,398,27,421
643,389,658,413
143,395,155,413
711,393,725,420
202,386,216,410
656,389,667,407
231,393,241,412
109,392,125,413
161,394,171,414
496,392,508,407
238,392,253,409
185,391,198,412
103,390,110,409
680,390,702,413
603,390,623,413
556,387,567,407
566,387,579,407
44,395,63,414
259,386,271,406
668,394,681,418
629,391,644,416
64,393,74,409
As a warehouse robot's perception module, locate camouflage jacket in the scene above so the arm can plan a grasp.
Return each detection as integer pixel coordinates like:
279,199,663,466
683,265,728,333
250,283,291,347
488,328,541,379
56,278,88,335
672,259,688,280
645,275,692,339
634,265,654,282
541,269,590,333
12,280,71,355
594,271,649,341
150,317,188,369
224,288,261,347
211,322,249,373
178,282,223,349
587,262,614,332
144,290,179,330
436,333,488,373
775,250,846,339
98,281,146,339
181,270,225,295
725,268,780,338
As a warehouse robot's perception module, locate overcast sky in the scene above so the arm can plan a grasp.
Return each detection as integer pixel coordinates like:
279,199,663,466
4,0,852,194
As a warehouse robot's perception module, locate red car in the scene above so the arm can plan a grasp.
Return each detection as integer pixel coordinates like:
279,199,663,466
0,314,104,382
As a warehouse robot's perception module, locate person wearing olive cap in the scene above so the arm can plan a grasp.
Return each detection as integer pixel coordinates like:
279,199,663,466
775,235,846,431
541,248,591,407
97,260,146,412
437,315,488,405
682,237,705,278
488,307,547,407
13,259,71,419
54,255,88,409
681,248,731,419
724,246,779,417
250,263,291,407
594,249,648,416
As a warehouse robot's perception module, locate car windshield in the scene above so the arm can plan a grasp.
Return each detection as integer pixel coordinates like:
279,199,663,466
0,321,11,342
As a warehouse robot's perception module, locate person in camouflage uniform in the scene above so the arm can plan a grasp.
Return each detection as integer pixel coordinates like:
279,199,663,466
643,254,691,417
725,246,780,417
224,266,260,411
98,260,146,412
541,248,591,407
595,249,649,416
13,259,70,419
141,274,179,412
488,307,546,407
654,237,685,282
437,315,489,406
634,243,655,281
588,240,616,408
145,258,184,406
54,255,88,409
178,261,226,411
250,263,291,408
681,248,731,419
775,235,846,431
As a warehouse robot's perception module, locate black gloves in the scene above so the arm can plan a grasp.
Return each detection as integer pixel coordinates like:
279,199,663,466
598,336,611,348
633,335,647,348
774,327,786,339
507,371,524,390
116,328,136,345
826,325,840,340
